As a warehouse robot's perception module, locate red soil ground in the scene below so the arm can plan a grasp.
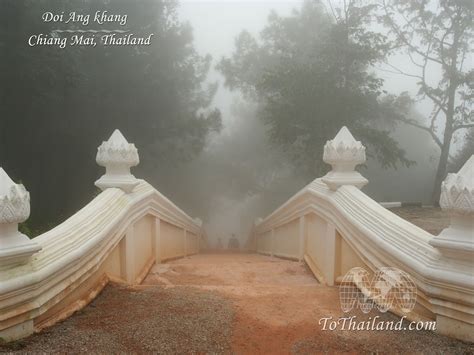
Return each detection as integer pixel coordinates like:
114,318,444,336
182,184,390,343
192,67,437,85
142,253,472,354
1,208,470,354
2,253,472,353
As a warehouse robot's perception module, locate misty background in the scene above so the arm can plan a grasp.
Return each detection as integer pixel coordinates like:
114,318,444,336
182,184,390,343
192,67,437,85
0,0,472,247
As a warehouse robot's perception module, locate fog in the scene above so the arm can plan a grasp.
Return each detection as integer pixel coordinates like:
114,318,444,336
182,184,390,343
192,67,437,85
1,0,471,245
173,1,461,247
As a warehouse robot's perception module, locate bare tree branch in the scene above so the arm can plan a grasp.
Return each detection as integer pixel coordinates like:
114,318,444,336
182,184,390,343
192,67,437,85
379,62,423,79
325,0,339,22
453,123,474,131
429,103,445,132
381,0,444,65
420,53,449,115
395,117,443,148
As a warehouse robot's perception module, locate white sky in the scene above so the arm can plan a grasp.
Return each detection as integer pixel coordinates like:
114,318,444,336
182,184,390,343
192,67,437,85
175,1,467,240
178,1,300,128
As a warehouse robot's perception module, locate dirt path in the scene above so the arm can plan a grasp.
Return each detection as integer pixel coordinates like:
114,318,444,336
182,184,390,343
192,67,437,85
2,253,471,354
143,253,472,354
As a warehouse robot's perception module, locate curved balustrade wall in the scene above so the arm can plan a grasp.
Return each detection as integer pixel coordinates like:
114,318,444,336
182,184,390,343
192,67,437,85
249,128,473,342
0,130,204,342
250,179,473,342
0,181,202,341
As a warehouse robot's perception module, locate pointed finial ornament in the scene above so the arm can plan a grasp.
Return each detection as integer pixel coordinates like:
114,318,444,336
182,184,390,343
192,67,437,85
0,168,41,268
322,126,368,191
430,155,474,259
95,129,140,193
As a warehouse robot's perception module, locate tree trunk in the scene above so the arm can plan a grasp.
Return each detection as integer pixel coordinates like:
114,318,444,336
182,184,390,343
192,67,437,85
431,82,455,204
431,79,456,204
431,21,460,205
431,130,451,205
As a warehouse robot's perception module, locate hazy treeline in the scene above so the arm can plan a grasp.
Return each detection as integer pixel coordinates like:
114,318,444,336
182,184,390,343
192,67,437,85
200,0,472,242
0,0,221,233
0,0,471,239
218,1,414,178
218,0,473,203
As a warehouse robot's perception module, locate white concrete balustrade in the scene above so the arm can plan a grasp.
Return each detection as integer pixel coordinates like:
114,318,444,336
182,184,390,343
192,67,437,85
0,169,41,268
0,130,204,341
322,126,368,190
95,129,140,193
248,126,474,342
1,126,472,343
430,155,474,260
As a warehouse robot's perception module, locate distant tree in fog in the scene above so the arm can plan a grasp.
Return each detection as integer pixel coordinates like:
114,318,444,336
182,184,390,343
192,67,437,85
218,0,413,178
381,0,473,203
0,0,221,233
166,100,305,221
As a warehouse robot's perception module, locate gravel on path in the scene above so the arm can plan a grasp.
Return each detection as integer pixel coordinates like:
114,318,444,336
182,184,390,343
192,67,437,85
0,285,234,354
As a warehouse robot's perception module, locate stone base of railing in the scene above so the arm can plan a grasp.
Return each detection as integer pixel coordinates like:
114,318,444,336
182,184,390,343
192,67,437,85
0,236,41,269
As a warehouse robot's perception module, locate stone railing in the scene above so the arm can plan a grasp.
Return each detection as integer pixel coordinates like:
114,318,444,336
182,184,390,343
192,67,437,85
248,127,473,342
0,130,204,342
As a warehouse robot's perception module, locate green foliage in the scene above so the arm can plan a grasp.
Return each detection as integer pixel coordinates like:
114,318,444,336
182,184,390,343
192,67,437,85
18,222,34,239
218,0,412,177
18,221,56,239
0,0,221,231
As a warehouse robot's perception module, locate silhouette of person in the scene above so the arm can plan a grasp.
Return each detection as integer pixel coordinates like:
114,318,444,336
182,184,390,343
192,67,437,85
228,234,240,250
